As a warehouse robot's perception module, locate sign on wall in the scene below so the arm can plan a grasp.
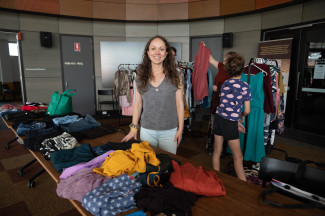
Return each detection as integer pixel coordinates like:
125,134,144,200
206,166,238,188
258,38,293,109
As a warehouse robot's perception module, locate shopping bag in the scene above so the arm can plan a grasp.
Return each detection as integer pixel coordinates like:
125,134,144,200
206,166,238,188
46,89,76,116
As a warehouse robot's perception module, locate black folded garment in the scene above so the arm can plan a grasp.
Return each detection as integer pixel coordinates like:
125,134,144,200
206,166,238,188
4,111,28,122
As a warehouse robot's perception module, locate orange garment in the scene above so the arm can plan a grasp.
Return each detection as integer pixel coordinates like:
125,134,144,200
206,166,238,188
170,160,226,196
93,141,160,177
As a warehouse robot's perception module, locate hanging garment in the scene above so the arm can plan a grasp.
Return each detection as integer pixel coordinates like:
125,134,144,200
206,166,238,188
210,62,230,114
202,69,213,109
114,69,131,103
122,89,134,116
192,42,210,100
239,72,265,162
243,64,274,113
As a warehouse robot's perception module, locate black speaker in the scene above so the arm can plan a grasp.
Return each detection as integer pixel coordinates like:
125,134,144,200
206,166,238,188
40,32,52,48
222,32,233,48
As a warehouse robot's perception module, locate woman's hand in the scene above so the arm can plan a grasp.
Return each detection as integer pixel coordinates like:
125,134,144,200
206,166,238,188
213,85,218,92
174,129,183,147
238,122,246,133
121,129,138,142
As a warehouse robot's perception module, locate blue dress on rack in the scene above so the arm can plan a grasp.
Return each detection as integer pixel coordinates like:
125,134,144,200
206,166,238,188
239,72,265,162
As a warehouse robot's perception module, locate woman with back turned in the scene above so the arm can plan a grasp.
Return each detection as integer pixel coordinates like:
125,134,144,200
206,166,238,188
212,52,251,181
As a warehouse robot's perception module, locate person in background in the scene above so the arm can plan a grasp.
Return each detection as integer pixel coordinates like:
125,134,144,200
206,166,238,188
171,46,177,58
121,35,184,154
211,52,251,181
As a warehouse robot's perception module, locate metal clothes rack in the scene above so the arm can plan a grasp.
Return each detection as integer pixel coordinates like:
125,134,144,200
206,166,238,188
116,64,138,132
177,61,194,69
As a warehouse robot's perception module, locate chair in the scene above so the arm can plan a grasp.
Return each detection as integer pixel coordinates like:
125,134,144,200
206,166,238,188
1,83,15,101
97,89,116,113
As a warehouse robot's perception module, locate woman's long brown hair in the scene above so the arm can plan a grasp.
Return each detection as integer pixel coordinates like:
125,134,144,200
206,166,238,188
137,35,180,93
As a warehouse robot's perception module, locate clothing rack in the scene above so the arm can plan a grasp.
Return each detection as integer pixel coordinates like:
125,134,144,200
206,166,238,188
177,61,194,69
116,64,138,132
243,57,279,155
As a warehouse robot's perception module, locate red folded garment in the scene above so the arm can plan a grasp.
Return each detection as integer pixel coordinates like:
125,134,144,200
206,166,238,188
22,105,38,111
170,160,226,196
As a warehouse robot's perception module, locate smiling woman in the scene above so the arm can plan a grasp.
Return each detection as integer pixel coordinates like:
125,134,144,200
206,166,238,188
121,35,184,154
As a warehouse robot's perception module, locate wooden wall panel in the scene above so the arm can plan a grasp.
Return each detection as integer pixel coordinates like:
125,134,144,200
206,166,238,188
189,0,203,19
59,0,92,18
14,0,60,14
0,0,14,9
127,0,157,4
256,0,292,10
126,3,158,21
158,3,188,20
189,0,219,19
93,0,126,20
158,0,188,3
220,0,255,16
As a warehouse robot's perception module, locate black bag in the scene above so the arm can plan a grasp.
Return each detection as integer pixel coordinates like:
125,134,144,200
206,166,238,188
259,157,325,209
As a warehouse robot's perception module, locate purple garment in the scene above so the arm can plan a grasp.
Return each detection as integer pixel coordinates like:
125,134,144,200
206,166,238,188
56,164,112,202
59,150,114,179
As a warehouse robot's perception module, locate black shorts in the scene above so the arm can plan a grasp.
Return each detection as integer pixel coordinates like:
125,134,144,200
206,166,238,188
213,114,239,140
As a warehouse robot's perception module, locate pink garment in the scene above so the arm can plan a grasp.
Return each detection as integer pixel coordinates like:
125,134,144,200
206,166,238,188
56,165,112,202
59,151,113,179
119,95,130,108
192,42,210,100
1,104,22,110
122,89,134,116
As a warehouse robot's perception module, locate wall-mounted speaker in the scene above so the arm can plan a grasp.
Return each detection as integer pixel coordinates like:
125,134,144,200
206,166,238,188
222,32,233,48
40,32,52,48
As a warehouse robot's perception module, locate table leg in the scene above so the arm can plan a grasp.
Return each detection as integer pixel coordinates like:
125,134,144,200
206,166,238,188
5,137,18,149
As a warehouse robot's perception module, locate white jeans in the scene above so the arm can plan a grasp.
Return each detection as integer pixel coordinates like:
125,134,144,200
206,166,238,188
140,127,177,154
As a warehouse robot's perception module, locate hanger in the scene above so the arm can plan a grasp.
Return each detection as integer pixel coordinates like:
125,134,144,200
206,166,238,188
244,63,268,76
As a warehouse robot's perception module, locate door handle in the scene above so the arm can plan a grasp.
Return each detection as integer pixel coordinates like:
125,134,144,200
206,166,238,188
65,81,69,87
295,72,300,100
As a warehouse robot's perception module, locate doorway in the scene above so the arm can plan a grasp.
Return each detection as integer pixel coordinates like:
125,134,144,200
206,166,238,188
0,31,24,105
60,35,96,115
263,22,325,137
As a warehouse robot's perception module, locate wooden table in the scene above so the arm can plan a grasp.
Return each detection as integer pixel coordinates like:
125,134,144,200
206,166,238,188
3,118,323,216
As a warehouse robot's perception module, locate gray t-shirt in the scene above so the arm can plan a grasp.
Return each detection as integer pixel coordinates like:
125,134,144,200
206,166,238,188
136,77,178,130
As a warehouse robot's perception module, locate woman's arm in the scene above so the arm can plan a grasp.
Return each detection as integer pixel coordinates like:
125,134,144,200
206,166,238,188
174,80,184,147
202,42,220,69
121,82,142,142
209,55,220,69
240,100,251,123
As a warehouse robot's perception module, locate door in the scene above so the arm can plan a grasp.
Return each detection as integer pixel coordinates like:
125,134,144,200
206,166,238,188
263,22,325,136
0,31,24,104
295,25,325,135
60,35,96,115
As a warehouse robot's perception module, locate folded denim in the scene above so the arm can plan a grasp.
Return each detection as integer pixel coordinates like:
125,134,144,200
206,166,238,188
17,121,47,136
